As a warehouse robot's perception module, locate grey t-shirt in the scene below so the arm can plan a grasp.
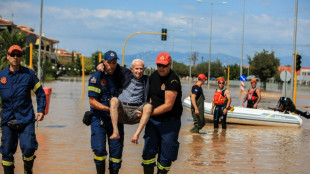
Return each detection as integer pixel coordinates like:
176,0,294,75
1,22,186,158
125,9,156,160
118,77,144,104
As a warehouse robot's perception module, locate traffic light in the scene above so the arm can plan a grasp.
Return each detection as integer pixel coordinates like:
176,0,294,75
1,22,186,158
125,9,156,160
93,55,99,69
161,28,167,41
296,54,302,71
25,46,30,65
76,55,82,75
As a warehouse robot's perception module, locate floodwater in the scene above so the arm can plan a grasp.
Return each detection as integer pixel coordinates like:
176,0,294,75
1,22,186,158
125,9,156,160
2,77,310,174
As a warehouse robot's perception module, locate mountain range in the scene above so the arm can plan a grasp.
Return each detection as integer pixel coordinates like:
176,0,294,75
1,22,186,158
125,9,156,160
122,51,309,68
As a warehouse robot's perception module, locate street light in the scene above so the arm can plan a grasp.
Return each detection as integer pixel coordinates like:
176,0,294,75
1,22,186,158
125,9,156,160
197,0,227,87
181,17,204,83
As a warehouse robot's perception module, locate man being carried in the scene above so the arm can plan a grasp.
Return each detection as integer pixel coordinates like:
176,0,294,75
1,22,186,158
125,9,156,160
98,59,152,144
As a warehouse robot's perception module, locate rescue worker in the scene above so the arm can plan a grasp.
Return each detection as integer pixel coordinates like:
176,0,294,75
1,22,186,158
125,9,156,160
0,45,46,174
190,74,207,133
210,78,231,129
88,50,123,174
142,52,183,174
242,78,261,108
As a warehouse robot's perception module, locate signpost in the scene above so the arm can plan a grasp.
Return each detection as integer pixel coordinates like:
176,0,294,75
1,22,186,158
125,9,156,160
239,75,246,92
280,70,291,97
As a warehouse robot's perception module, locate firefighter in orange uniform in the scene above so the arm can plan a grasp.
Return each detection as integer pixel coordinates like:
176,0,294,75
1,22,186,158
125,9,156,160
210,78,231,129
242,78,261,108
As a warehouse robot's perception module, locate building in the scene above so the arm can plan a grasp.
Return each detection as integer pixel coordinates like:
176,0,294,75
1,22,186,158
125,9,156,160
0,17,59,63
278,66,310,85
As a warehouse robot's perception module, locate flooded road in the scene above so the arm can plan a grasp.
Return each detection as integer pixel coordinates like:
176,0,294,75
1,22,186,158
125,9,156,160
3,77,310,174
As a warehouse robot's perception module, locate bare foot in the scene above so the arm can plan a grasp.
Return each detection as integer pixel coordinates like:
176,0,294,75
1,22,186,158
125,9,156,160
110,133,120,139
131,134,139,144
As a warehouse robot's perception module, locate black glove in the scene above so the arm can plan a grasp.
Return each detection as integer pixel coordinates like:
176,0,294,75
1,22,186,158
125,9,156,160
83,111,93,126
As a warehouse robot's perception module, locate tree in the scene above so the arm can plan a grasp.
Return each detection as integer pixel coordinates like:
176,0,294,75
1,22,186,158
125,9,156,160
0,30,27,70
172,61,188,77
248,49,280,89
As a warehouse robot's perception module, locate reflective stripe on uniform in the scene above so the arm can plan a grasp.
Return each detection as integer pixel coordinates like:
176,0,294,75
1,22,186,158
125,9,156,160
88,86,101,93
157,162,170,171
94,155,107,161
142,158,156,165
2,160,14,166
109,157,122,163
33,81,41,93
24,155,35,161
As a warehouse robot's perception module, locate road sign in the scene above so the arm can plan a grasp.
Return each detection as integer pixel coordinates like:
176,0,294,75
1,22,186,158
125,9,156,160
26,34,37,45
280,71,291,82
239,75,246,81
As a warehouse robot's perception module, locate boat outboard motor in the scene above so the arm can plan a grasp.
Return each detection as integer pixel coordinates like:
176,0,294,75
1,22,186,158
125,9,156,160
276,97,310,119
276,97,295,113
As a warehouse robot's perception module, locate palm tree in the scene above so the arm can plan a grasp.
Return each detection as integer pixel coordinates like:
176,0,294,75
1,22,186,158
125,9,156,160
0,30,27,70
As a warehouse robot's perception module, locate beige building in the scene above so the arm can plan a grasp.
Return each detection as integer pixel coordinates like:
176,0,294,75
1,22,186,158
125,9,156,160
0,17,59,63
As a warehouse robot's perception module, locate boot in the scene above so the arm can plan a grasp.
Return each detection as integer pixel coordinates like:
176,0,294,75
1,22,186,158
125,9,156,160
157,169,168,174
109,169,119,174
24,155,36,174
3,165,14,174
190,126,199,133
95,163,105,174
144,165,154,174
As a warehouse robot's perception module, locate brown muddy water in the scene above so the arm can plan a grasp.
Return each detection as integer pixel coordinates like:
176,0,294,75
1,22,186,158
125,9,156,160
2,77,310,174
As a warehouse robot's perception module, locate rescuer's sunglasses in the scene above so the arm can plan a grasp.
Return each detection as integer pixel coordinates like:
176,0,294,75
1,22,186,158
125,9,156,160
8,52,22,57
157,64,169,68
218,82,225,84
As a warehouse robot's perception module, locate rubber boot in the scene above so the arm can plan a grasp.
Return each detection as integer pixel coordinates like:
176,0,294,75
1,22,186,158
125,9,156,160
95,163,105,174
157,169,168,174
143,165,154,174
24,155,36,174
109,169,119,174
190,126,199,133
3,165,14,174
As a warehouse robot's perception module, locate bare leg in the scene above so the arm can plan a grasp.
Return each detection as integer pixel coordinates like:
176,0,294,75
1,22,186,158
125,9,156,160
131,103,152,144
110,97,120,139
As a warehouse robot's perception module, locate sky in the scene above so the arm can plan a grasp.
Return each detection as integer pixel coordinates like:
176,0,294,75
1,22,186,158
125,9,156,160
0,0,309,66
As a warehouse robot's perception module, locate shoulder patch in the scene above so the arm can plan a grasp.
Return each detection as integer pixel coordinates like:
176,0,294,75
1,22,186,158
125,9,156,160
90,77,96,83
161,83,166,90
101,79,107,86
1,77,7,84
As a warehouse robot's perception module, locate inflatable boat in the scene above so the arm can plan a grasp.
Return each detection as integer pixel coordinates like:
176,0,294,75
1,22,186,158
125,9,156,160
183,96,303,127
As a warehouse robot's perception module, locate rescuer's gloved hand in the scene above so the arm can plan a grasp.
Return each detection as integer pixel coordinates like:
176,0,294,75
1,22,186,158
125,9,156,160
83,111,92,126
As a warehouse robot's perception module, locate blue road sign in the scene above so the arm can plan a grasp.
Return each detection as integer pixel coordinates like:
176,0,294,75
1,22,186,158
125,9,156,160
239,75,246,81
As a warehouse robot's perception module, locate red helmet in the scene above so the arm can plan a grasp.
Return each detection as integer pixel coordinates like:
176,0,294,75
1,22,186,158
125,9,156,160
218,78,225,83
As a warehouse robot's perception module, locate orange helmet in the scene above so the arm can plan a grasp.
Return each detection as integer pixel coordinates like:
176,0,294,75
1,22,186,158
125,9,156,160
218,78,225,83
251,78,257,83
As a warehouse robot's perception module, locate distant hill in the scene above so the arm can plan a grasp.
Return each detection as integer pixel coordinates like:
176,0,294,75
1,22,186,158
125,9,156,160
120,51,310,68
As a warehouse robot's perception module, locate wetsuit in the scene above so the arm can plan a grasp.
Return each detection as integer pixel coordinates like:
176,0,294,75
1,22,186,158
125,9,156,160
246,87,258,108
190,83,205,132
213,88,227,129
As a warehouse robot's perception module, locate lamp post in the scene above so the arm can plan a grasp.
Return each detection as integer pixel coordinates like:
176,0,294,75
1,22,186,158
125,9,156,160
181,17,204,84
197,0,227,87
38,0,43,82
241,0,245,78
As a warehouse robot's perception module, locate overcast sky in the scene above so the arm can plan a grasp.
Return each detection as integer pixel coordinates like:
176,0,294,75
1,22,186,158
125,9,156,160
0,0,309,64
